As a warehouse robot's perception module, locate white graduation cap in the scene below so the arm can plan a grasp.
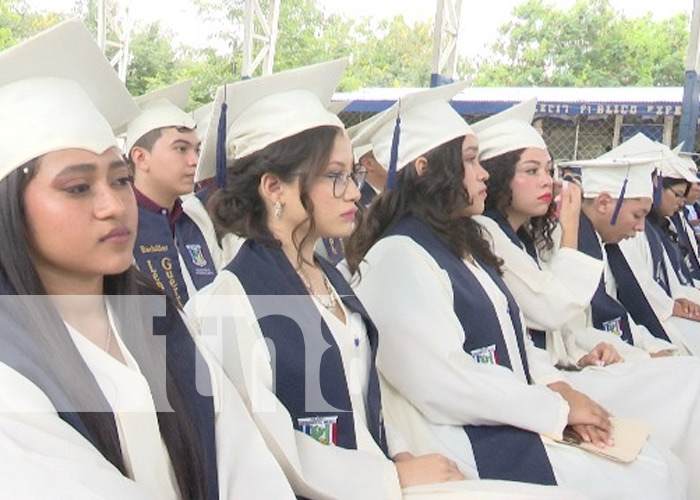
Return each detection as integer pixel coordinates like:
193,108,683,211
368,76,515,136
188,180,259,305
196,58,347,184
123,80,196,155
471,98,546,162
346,110,389,164
0,19,139,183
191,101,214,142
671,143,699,178
349,81,471,187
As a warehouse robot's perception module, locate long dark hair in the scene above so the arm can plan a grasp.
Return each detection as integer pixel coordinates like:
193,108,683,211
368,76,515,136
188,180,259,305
209,125,343,267
481,148,557,253
346,136,502,274
0,158,209,499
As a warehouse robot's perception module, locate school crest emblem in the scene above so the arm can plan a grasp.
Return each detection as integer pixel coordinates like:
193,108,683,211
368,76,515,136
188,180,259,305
602,317,623,337
185,244,208,268
298,416,338,445
470,344,498,365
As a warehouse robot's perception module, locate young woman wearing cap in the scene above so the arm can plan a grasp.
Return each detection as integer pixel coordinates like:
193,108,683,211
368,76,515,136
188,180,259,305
345,90,688,499
0,20,294,500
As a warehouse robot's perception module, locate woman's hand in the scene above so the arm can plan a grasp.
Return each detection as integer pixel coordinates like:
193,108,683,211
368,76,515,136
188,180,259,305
393,452,465,488
558,181,583,249
673,298,700,321
548,381,613,448
577,342,623,368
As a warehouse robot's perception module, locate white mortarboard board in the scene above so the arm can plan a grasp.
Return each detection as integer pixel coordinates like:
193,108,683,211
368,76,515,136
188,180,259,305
672,143,699,178
559,157,656,200
192,101,214,142
0,19,139,182
346,110,389,164
327,99,351,115
123,80,196,154
350,81,472,183
196,58,348,184
472,98,546,162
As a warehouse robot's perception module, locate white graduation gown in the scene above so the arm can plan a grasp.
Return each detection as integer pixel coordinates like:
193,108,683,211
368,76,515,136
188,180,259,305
354,235,689,500
618,231,700,355
187,270,588,500
0,305,295,499
477,216,700,497
181,192,245,269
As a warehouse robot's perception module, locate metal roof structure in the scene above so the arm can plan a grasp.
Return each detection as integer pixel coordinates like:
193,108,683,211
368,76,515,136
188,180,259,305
333,86,687,117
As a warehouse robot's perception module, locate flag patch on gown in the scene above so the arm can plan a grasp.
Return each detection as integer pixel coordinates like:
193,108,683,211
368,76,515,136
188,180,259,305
185,244,208,267
470,344,498,365
602,317,623,337
298,416,338,445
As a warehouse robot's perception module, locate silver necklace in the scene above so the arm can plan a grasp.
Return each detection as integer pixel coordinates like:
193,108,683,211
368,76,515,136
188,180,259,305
297,268,338,312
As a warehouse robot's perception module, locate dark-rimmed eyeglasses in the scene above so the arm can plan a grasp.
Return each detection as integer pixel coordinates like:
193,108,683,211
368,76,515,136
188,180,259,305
320,169,368,198
669,188,686,201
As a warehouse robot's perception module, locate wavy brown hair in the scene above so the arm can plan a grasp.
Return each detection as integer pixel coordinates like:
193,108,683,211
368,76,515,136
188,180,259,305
481,148,557,253
345,136,502,274
209,125,343,267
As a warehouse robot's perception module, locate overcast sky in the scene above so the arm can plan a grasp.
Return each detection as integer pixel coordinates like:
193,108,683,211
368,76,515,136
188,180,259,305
26,0,696,58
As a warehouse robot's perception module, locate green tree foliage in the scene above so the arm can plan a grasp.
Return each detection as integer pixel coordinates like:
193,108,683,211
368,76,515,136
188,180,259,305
473,0,689,87
0,0,64,50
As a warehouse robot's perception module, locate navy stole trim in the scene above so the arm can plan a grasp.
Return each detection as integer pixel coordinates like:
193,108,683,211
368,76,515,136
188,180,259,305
671,213,700,281
321,237,345,265
229,240,387,454
387,216,556,486
642,222,672,294
647,218,692,287
149,294,219,500
0,284,219,499
360,183,377,208
483,209,546,350
134,205,216,307
576,214,634,344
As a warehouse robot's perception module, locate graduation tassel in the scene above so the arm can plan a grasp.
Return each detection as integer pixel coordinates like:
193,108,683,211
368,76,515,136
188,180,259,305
386,102,402,191
215,87,228,189
610,163,631,226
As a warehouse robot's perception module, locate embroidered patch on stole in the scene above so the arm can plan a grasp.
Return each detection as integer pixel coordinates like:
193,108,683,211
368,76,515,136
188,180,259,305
185,244,208,268
298,416,338,445
602,317,623,337
470,344,498,365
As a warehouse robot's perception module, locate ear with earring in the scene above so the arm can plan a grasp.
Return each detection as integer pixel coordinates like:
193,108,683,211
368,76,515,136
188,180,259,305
274,200,283,219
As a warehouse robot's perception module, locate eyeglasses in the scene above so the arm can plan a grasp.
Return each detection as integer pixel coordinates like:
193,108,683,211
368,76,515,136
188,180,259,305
320,169,368,198
669,188,686,201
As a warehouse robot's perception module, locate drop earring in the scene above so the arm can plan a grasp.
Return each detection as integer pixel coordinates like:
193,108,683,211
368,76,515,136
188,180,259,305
274,200,283,219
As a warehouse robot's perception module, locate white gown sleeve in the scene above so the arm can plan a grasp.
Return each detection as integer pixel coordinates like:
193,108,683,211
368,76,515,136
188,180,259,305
477,216,603,331
178,311,297,499
354,236,569,438
0,362,153,499
186,272,402,500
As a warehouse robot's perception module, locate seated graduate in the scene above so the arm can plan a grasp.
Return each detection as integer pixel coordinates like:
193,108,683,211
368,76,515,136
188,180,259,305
681,159,700,242
0,20,295,499
124,81,227,307
344,83,689,500
667,147,700,285
186,62,587,500
470,100,700,497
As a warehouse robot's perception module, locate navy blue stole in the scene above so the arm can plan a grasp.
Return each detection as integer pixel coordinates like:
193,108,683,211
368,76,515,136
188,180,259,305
576,214,635,344
321,237,345,266
360,182,378,208
483,209,547,350
388,215,556,486
134,204,217,307
647,218,693,287
670,213,700,281
0,281,219,499
229,239,387,455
